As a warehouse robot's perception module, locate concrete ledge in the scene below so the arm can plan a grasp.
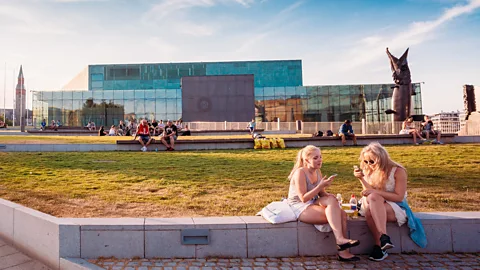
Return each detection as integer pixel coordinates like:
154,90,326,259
0,198,479,268
0,134,468,152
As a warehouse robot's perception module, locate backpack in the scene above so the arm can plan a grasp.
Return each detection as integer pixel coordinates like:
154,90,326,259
326,130,334,136
313,131,323,137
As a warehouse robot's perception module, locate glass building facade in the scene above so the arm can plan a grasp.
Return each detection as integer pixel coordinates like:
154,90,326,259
32,60,423,127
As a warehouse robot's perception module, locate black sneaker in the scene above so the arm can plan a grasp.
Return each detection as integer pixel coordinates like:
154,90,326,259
369,245,388,261
380,234,394,250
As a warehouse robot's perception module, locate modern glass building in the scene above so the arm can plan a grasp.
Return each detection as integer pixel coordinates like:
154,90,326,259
32,60,422,127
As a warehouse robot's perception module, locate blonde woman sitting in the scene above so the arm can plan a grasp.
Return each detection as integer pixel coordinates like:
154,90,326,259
354,142,426,261
287,145,360,262
399,117,425,145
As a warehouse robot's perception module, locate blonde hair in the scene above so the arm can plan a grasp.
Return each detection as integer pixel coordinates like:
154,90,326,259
288,145,320,180
359,142,403,190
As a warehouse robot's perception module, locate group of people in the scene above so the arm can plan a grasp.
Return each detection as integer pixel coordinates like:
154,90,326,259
287,143,426,262
336,115,443,146
133,119,189,152
40,119,62,131
399,115,443,145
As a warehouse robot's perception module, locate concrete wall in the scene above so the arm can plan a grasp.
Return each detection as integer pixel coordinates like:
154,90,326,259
1,134,477,152
1,198,479,269
0,199,80,269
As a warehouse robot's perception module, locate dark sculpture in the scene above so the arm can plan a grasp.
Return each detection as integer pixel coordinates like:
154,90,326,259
463,85,476,120
386,47,412,121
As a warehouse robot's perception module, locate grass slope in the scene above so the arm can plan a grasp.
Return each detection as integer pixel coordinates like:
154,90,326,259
0,144,478,218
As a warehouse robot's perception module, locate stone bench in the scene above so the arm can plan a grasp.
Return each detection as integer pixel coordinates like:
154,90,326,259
0,198,479,269
116,133,457,151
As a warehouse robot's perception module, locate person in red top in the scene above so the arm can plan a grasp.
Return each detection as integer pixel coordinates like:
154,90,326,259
134,119,153,152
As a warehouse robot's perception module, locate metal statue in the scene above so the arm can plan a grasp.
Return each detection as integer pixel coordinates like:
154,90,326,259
386,47,412,121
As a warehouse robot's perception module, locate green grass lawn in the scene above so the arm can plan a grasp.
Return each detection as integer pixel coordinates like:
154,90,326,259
0,144,479,218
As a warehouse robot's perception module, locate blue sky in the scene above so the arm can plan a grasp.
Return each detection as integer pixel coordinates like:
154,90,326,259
0,0,479,114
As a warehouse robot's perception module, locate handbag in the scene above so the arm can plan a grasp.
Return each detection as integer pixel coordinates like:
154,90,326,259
258,199,297,224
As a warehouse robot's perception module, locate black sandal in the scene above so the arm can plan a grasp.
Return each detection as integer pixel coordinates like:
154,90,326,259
337,255,361,262
337,239,360,251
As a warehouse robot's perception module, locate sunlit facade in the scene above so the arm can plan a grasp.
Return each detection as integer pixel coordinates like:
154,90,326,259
32,60,423,127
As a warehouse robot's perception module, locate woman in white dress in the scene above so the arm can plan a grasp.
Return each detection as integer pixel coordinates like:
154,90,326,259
399,117,425,145
287,145,360,262
354,142,408,261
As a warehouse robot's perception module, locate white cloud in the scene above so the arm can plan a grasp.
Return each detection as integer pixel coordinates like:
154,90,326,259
143,0,215,21
139,0,263,42
336,0,480,70
235,1,304,53
0,4,74,35
233,0,255,7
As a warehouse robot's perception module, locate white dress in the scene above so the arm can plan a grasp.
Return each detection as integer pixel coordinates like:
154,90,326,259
359,167,408,227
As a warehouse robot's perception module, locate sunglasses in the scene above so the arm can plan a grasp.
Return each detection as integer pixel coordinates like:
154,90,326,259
363,160,376,165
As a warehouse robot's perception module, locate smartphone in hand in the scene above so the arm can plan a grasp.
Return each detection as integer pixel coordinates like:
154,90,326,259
329,174,337,180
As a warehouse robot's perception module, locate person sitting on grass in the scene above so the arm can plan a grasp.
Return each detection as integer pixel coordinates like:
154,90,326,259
353,142,426,261
338,119,357,146
421,115,443,144
287,145,360,262
56,120,62,128
399,117,425,145
98,125,108,136
161,120,177,151
135,119,153,152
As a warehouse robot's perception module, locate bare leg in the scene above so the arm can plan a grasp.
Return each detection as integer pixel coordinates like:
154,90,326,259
364,194,397,238
145,138,152,147
138,138,145,147
317,196,351,244
365,209,381,245
366,193,387,235
298,201,356,258
340,134,346,145
409,130,417,144
170,137,175,149
416,130,425,140
161,137,170,148
437,130,441,142
352,134,357,145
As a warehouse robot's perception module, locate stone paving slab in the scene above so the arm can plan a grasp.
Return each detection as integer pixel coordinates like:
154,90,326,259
0,238,51,270
89,253,480,269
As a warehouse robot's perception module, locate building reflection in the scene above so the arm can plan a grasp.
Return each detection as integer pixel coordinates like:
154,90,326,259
33,83,422,127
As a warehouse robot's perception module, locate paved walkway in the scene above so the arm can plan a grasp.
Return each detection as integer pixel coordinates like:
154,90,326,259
89,253,480,270
0,239,50,270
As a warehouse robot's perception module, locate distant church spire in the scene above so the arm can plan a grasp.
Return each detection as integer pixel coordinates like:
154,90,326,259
17,65,24,84
15,65,26,127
